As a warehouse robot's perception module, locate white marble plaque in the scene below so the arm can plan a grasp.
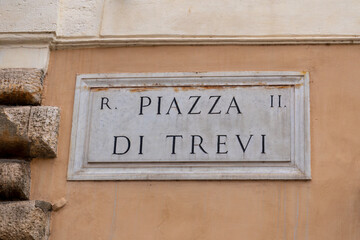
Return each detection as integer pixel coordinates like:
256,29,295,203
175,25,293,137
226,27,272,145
68,72,310,180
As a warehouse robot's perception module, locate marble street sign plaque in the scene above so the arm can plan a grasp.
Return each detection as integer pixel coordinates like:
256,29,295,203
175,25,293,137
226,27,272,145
68,72,310,180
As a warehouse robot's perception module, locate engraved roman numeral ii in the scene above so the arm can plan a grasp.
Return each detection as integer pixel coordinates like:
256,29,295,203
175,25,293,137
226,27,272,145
270,95,284,108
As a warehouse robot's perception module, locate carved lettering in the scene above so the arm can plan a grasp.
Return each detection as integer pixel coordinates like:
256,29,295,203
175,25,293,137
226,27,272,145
113,136,131,155
208,96,221,114
191,135,208,154
166,97,182,115
166,135,183,154
236,135,253,153
139,96,151,115
100,97,111,110
188,96,201,114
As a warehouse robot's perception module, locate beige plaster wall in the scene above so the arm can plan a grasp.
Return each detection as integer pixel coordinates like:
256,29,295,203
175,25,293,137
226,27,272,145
100,0,360,36
0,0,57,33
57,0,360,38
31,45,360,240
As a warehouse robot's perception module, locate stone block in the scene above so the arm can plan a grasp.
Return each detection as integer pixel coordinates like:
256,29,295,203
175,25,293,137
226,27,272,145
0,201,52,240
0,68,44,105
28,106,61,158
0,106,31,157
0,160,30,200
0,106,60,158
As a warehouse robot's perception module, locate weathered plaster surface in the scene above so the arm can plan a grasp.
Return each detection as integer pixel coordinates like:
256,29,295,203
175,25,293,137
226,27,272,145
0,0,57,33
57,0,104,37
100,0,360,37
54,0,360,38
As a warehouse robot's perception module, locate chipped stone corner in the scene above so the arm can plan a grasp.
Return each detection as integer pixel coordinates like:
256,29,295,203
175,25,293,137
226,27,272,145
52,197,67,211
0,68,45,106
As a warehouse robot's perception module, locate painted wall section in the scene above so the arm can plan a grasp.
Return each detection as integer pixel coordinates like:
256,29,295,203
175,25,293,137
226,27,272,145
31,45,360,240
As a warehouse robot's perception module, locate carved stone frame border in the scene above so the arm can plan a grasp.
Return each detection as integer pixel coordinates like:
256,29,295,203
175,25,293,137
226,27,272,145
67,71,310,180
